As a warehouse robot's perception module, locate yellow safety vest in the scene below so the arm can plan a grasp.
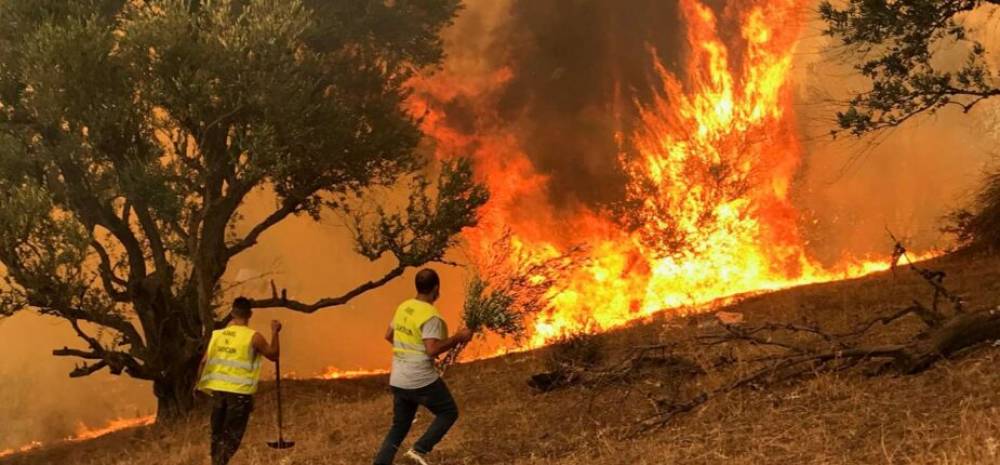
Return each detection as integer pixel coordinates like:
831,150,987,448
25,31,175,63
392,299,442,361
198,325,263,395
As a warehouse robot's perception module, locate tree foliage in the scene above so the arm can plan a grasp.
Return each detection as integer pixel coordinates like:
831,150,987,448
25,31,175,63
820,0,1000,135
821,0,1000,250
0,0,484,418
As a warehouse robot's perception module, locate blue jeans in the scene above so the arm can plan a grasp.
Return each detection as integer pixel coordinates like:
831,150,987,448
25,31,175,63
373,379,459,464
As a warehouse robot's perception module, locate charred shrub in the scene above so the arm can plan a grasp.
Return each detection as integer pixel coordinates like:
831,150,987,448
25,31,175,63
529,332,606,392
544,331,606,373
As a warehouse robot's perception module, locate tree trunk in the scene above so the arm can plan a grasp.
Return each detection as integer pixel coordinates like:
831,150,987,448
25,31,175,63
899,308,1000,374
149,299,207,422
153,355,202,421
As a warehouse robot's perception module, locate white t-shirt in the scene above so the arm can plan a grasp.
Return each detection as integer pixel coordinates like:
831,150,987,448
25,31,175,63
389,316,448,389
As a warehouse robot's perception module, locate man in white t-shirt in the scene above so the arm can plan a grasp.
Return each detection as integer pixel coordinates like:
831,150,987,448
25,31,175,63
372,269,472,465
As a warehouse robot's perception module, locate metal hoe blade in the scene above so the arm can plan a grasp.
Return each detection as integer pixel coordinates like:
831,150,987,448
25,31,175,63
267,440,296,450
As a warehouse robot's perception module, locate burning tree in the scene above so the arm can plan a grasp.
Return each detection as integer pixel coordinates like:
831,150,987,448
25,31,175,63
0,0,486,419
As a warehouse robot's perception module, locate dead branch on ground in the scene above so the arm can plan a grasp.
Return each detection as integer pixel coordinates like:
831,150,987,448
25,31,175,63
526,239,1000,434
632,241,1000,432
528,343,703,392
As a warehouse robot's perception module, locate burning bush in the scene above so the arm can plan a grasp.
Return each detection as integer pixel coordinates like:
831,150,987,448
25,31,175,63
439,231,585,371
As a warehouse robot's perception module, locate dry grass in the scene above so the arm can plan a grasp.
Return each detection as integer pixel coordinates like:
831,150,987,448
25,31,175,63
5,251,1000,465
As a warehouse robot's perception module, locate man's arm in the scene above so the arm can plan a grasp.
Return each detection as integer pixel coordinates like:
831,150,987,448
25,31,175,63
424,328,473,358
193,355,207,393
252,320,282,361
193,335,215,393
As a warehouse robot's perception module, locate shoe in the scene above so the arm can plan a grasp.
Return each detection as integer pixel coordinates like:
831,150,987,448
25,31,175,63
404,449,431,465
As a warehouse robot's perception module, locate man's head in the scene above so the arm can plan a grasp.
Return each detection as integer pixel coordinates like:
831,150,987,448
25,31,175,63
231,297,253,321
415,268,440,302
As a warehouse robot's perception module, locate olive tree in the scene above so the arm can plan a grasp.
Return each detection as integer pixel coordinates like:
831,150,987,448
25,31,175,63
0,0,486,419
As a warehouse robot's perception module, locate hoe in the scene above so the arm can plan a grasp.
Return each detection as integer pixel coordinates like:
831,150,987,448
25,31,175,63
266,357,295,450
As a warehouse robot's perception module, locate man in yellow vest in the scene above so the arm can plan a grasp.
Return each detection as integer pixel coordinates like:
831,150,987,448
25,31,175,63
196,297,282,465
373,269,473,465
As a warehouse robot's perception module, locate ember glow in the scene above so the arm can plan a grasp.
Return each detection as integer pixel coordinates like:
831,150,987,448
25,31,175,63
319,367,390,380
408,0,937,351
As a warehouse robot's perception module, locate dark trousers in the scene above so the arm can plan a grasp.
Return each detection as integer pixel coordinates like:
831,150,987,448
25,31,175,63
210,392,254,465
373,379,460,465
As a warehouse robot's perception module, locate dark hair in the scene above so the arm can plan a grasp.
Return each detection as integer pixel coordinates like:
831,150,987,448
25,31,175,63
231,297,253,319
415,268,440,294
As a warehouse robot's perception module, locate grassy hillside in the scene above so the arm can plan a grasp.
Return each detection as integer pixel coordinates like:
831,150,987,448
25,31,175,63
4,251,1000,465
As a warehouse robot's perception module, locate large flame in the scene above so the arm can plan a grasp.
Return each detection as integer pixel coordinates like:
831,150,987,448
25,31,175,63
2,3,932,454
405,0,934,352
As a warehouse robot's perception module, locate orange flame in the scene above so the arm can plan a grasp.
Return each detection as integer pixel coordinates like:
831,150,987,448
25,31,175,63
318,366,389,380
69,416,155,441
0,415,154,458
0,441,43,459
402,0,942,353
3,2,929,442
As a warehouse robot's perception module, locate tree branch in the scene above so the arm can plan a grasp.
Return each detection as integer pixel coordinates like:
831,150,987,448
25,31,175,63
130,197,172,283
635,344,908,433
51,150,148,282
30,301,146,354
52,347,105,359
248,264,408,313
53,345,147,380
51,317,151,379
94,141,174,287
69,361,109,378
90,240,130,302
67,317,104,353
225,199,303,259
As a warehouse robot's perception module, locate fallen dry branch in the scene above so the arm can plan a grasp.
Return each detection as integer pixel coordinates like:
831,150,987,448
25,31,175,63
631,241,1000,432
528,343,703,392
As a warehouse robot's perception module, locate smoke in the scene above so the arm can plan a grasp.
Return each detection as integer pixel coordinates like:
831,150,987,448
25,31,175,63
432,0,701,210
490,0,687,208
0,314,152,450
3,0,998,449
436,0,997,258
791,6,998,261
